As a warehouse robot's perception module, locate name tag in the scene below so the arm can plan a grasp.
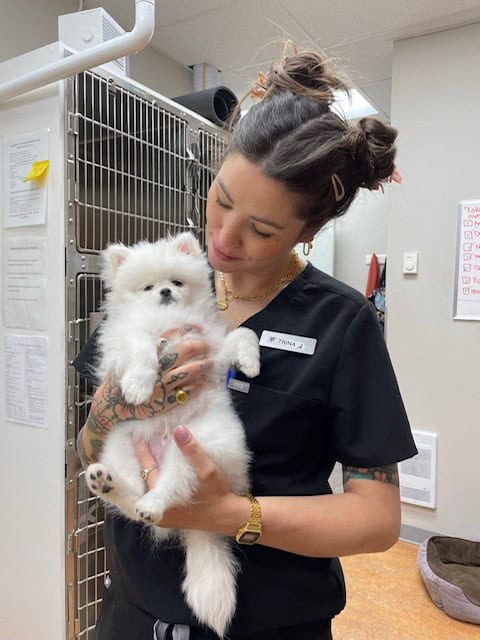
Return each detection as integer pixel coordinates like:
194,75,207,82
227,378,250,393
259,330,317,355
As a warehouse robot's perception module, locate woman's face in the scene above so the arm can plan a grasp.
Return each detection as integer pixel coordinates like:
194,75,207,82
206,153,310,274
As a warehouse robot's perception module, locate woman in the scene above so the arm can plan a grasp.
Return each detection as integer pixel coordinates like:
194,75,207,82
76,46,417,640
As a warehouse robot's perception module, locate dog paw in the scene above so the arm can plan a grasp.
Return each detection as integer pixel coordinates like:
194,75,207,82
236,347,260,378
120,370,156,405
86,463,115,496
135,495,165,524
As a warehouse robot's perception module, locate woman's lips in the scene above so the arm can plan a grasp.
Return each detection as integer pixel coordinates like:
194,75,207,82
213,242,238,262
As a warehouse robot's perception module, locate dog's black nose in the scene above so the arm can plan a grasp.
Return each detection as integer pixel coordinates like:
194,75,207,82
160,288,172,298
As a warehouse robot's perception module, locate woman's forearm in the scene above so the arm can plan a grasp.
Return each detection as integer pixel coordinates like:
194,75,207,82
76,338,212,469
257,487,400,557
76,378,161,468
212,483,401,558
144,429,401,558
77,408,113,468
76,377,137,468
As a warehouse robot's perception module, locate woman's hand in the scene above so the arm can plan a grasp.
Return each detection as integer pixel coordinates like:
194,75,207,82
76,325,212,468
135,427,249,536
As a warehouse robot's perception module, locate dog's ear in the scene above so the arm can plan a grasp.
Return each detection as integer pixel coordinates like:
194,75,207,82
170,231,202,257
101,243,130,287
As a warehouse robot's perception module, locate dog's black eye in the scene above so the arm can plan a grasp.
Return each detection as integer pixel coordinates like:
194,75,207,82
143,284,154,291
171,280,183,287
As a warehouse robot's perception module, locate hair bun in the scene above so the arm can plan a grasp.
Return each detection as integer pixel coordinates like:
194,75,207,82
251,42,350,105
350,118,398,189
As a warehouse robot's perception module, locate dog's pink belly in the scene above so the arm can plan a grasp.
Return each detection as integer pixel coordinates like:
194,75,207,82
148,431,169,470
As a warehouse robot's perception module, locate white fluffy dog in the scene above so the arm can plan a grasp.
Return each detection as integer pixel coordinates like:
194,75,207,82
85,232,260,637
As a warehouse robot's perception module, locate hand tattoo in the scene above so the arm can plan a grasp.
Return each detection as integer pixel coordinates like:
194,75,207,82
159,351,178,371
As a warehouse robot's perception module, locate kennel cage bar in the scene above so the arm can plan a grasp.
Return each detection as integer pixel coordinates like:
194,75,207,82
66,70,228,640
0,41,228,640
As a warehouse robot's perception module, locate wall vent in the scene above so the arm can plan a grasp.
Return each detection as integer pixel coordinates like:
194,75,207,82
399,430,437,508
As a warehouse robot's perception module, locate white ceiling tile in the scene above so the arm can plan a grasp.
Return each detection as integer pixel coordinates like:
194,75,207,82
276,0,480,47
328,37,392,86
96,0,235,28
151,0,308,68
147,0,234,28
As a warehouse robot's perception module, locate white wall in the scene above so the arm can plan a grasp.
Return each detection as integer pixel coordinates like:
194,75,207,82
0,0,71,64
129,46,191,98
0,0,192,99
0,46,68,639
388,23,480,539
334,189,390,293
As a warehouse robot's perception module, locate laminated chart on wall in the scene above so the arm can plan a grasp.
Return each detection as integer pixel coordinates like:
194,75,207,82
4,334,48,428
2,129,49,227
2,237,48,330
454,200,480,320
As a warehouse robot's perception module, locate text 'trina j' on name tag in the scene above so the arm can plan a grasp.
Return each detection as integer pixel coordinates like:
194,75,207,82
259,330,317,355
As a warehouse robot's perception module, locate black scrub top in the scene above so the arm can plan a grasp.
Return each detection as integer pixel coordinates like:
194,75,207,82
74,263,417,637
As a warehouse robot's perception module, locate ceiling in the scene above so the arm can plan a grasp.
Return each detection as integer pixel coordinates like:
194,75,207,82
87,0,480,120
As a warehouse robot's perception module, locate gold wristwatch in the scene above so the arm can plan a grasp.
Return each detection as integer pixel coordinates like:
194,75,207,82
235,494,262,545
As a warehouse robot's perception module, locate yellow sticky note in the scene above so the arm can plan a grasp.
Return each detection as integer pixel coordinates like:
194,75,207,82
22,160,49,182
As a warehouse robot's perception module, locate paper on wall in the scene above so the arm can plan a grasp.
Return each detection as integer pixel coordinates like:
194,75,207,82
4,334,48,428
3,237,48,330
3,130,49,227
454,200,480,320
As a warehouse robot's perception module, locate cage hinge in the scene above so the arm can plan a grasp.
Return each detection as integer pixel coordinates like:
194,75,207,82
67,319,80,342
67,112,79,136
68,616,80,640
67,177,79,204
67,384,79,409
67,530,81,555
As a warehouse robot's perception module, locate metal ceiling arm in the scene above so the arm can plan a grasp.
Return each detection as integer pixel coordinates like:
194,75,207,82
0,0,156,103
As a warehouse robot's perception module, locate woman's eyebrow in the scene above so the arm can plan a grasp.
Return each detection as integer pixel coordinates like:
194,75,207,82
216,177,285,230
216,178,234,203
249,215,285,230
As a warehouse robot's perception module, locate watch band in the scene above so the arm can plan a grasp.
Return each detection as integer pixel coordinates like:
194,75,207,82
235,494,262,545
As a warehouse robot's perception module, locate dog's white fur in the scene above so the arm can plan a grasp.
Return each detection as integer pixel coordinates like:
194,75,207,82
85,232,260,637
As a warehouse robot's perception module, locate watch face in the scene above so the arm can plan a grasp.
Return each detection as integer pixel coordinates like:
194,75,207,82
238,531,260,544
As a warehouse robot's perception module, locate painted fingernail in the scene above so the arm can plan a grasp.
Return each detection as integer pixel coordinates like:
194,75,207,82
174,425,191,444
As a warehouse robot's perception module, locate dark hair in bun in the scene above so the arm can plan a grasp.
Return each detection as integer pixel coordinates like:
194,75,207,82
226,43,398,233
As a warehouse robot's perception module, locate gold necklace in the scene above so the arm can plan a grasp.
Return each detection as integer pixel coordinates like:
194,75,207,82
216,252,301,311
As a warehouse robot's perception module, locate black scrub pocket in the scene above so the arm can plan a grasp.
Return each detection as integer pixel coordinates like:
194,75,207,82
230,382,327,496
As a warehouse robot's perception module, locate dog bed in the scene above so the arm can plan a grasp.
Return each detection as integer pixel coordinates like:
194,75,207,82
417,536,480,624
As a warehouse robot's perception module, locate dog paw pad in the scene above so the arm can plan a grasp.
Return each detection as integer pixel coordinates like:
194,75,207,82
86,463,116,496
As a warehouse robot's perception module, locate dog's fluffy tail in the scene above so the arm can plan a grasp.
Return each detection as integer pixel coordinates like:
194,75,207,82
181,530,239,638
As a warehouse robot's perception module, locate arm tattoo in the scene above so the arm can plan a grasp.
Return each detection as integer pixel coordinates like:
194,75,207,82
342,464,399,487
77,378,169,466
76,431,90,469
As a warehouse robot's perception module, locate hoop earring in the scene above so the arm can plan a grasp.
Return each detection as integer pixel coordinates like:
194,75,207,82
303,242,313,256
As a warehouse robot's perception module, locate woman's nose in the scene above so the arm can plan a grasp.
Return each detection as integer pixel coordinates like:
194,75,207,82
217,217,242,248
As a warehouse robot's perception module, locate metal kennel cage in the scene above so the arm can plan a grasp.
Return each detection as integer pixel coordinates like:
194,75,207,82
64,70,228,639
0,42,228,640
